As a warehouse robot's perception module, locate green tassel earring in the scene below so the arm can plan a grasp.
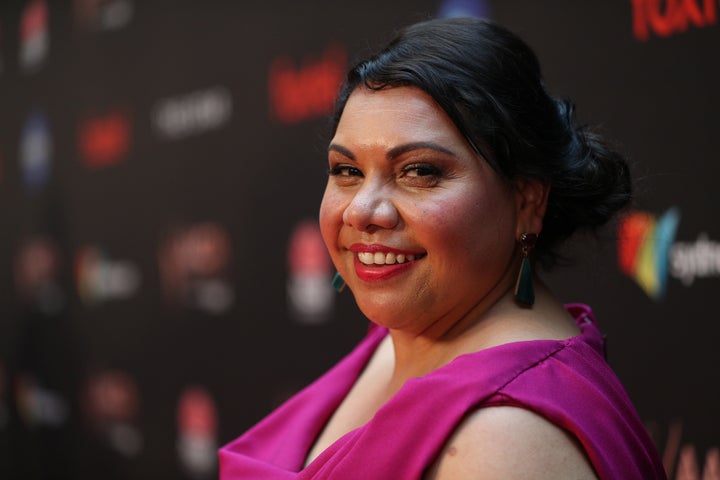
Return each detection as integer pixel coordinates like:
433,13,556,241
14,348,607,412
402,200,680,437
331,271,346,293
514,233,538,306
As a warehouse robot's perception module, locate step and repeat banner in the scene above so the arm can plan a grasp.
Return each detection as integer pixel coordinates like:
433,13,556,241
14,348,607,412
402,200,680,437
0,1,718,478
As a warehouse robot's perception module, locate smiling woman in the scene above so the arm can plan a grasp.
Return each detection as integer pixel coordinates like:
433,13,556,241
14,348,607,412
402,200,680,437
322,86,524,334
219,17,667,480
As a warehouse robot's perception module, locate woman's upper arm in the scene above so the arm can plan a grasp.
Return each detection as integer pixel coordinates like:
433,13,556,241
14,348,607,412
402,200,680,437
425,406,598,480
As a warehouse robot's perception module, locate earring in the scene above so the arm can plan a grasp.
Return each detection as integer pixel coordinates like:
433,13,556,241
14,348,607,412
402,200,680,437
514,233,538,306
331,271,346,293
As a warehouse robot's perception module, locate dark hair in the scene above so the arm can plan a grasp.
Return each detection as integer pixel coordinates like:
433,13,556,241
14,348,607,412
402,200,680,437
331,17,631,268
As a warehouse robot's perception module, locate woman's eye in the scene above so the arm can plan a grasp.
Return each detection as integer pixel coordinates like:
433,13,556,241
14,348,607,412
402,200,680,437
328,165,363,177
402,164,441,178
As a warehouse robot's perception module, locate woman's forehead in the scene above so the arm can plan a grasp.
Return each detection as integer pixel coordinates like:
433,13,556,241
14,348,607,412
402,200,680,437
334,86,465,146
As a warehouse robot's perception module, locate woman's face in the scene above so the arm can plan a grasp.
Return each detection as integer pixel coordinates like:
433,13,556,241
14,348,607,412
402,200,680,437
320,86,525,331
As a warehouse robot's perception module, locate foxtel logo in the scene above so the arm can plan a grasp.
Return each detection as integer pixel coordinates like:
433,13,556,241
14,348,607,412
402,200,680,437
618,207,720,300
631,0,718,41
269,44,346,124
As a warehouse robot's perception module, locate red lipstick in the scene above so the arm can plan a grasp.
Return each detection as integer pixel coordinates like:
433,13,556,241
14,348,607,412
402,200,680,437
349,243,425,282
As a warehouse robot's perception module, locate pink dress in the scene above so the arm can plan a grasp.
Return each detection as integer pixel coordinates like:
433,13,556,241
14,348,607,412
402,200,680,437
219,304,666,479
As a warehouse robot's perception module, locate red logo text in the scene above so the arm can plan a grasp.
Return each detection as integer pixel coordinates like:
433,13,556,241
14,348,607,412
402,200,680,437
269,44,347,124
631,0,718,41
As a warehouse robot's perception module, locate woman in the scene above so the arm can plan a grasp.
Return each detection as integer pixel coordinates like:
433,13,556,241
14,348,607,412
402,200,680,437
220,18,666,479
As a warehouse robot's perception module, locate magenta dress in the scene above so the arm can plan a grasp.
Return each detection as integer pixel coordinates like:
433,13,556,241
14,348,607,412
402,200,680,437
219,304,666,479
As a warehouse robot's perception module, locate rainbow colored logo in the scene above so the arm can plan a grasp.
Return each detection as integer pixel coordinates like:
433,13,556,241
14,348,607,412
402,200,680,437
617,208,681,300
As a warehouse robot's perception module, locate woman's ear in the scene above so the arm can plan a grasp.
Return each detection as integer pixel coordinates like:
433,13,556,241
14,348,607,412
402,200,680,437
513,178,550,237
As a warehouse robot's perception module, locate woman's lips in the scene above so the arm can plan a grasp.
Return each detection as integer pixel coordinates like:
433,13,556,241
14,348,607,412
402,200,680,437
349,244,426,282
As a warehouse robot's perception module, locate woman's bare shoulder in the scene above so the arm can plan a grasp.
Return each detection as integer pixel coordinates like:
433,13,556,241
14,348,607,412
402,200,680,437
425,406,598,480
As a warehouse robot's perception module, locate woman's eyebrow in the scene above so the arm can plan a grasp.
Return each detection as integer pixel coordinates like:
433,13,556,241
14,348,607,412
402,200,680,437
327,143,355,160
328,141,455,161
387,141,455,159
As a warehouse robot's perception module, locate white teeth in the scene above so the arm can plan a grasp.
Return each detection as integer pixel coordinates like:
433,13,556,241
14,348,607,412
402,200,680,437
357,251,420,265
358,252,374,264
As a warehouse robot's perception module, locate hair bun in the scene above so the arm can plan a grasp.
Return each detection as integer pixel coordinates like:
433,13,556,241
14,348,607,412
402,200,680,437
539,99,632,266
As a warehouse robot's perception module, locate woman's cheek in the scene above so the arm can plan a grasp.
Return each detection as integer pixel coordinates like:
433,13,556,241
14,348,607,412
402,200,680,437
417,194,475,231
319,190,344,248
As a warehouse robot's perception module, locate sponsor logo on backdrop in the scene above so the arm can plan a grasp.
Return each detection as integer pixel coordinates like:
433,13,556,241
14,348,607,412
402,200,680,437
631,0,718,41
78,110,131,169
618,207,720,299
14,236,65,314
74,0,134,32
74,246,141,305
651,420,720,478
158,223,234,314
177,387,218,478
20,0,49,72
269,44,347,124
618,207,680,299
84,370,143,457
20,109,52,192
287,220,335,324
673,445,720,478
437,0,492,18
152,86,232,140
15,373,69,427
671,232,720,287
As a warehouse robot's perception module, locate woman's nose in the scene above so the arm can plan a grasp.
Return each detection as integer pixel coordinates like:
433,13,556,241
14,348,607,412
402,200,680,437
342,181,399,232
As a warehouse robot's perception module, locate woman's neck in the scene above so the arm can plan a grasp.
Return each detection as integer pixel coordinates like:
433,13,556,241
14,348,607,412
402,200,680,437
383,279,578,388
